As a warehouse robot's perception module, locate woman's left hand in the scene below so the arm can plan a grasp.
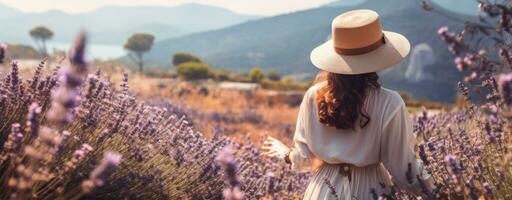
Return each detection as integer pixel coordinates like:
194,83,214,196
261,136,289,160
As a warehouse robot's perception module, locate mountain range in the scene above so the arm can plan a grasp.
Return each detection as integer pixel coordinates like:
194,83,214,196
0,0,479,102
0,3,20,20
0,3,259,44
429,0,479,15
143,0,473,102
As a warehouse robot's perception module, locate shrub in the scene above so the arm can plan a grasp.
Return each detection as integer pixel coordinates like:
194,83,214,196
249,67,265,83
268,71,281,81
143,66,177,78
229,72,251,82
260,79,310,91
176,62,212,80
172,53,202,66
214,69,231,81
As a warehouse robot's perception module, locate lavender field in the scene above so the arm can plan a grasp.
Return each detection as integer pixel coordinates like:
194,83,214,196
0,1,512,200
0,34,312,199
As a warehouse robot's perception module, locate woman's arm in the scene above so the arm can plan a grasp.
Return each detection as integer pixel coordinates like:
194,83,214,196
380,102,434,195
263,87,317,172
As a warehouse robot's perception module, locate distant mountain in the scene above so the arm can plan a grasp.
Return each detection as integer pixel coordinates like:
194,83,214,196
146,0,471,102
431,0,479,15
0,3,259,44
0,3,21,19
92,24,187,44
83,4,259,33
326,0,479,15
326,0,366,7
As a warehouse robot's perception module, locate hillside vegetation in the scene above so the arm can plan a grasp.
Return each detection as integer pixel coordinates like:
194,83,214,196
144,0,468,102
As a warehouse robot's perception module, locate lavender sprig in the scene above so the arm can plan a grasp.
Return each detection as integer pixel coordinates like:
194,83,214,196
0,43,6,64
46,32,89,129
215,146,243,200
81,152,121,193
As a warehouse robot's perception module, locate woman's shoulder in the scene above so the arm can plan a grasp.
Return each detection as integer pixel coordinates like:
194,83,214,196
300,82,325,106
305,81,326,97
377,87,404,104
309,81,326,91
375,87,407,120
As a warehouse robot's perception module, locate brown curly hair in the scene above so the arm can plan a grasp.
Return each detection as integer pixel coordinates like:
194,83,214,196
315,71,380,130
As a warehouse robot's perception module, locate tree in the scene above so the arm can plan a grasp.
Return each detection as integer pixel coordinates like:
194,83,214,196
29,26,53,57
215,70,231,81
172,53,202,66
176,62,212,81
124,33,155,72
267,71,281,81
249,67,265,83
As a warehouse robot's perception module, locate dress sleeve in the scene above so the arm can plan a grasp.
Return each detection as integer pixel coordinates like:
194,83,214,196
380,102,434,195
289,89,316,172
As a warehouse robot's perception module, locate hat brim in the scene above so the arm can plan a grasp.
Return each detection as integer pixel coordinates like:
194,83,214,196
310,31,410,75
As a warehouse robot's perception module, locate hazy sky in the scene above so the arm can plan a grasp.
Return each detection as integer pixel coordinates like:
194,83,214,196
0,0,337,16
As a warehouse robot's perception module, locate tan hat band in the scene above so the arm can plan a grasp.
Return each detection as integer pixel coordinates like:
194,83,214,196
334,34,386,56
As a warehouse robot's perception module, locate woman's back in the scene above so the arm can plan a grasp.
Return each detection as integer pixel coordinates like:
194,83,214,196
300,82,405,167
288,82,431,199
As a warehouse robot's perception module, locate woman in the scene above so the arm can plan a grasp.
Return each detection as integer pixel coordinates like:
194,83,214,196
262,9,433,199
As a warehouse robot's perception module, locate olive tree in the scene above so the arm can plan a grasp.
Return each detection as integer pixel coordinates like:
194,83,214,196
29,26,54,56
124,33,155,72
267,71,281,81
249,67,265,83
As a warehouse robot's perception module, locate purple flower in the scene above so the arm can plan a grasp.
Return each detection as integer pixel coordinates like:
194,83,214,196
454,57,465,71
216,145,235,164
81,152,121,193
437,26,449,36
8,60,20,96
69,31,88,73
0,43,6,64
438,26,465,55
47,33,89,129
498,73,512,105
419,144,429,166
64,144,94,173
215,146,243,200
26,103,41,140
2,123,23,157
223,187,244,200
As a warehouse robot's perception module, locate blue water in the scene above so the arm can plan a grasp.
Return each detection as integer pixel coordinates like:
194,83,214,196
47,42,126,60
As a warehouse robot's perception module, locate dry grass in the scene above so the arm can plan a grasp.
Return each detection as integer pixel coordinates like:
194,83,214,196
3,59,448,146
110,71,302,144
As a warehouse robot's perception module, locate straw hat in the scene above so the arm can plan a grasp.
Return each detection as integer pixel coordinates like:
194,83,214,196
310,9,410,75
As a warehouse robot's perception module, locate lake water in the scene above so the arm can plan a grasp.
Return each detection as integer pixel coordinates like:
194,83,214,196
47,42,126,60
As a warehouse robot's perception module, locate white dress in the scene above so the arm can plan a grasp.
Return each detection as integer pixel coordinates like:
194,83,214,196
289,82,432,200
